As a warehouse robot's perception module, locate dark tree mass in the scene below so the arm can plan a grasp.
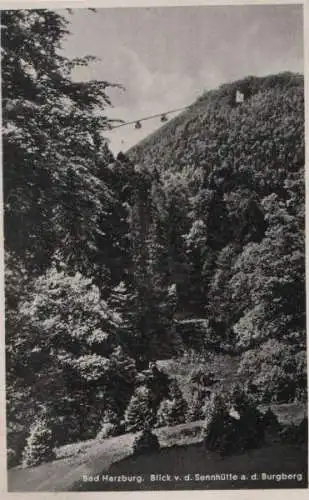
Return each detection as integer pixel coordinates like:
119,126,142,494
2,9,306,470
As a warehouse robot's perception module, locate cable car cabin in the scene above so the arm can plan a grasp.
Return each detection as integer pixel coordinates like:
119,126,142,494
135,121,142,129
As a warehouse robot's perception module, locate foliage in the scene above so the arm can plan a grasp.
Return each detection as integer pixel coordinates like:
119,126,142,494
203,390,265,456
156,379,188,427
279,417,308,445
187,390,213,422
231,389,265,451
186,391,205,422
97,423,120,440
203,396,237,456
132,428,160,456
129,72,305,405
2,9,123,278
124,386,155,432
3,8,133,462
7,448,17,469
203,393,227,430
262,408,281,438
22,416,55,468
97,407,121,440
3,13,306,465
135,364,171,418
238,340,306,403
7,265,137,451
189,368,216,389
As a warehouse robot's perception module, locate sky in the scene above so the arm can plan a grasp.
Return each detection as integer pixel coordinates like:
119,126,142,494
60,4,304,154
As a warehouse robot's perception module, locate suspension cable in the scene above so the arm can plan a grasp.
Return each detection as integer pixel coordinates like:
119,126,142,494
108,105,191,130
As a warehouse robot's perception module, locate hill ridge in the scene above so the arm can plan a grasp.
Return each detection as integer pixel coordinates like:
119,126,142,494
127,71,304,178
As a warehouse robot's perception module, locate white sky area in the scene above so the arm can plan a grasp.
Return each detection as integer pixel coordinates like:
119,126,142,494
60,4,304,155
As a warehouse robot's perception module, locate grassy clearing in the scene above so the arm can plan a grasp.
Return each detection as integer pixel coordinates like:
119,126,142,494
8,348,307,492
263,403,307,426
8,400,306,492
74,441,307,491
158,356,307,426
7,420,204,492
157,353,239,401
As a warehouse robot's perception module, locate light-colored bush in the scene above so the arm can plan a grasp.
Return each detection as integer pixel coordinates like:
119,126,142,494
22,418,55,468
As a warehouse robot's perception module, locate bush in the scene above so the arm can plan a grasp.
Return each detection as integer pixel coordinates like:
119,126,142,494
156,379,187,427
262,408,281,433
6,418,29,468
237,406,265,451
280,417,308,445
136,364,171,414
203,390,265,456
237,337,306,405
298,417,308,443
203,393,226,430
132,428,160,456
156,400,176,427
187,391,206,422
203,394,236,455
22,418,55,468
96,406,121,439
7,448,17,469
97,423,120,440
146,364,171,413
204,407,238,456
231,388,265,451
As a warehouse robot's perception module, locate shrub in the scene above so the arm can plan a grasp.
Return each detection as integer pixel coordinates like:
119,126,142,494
22,417,55,468
204,406,238,456
96,406,121,439
203,392,226,430
203,393,235,455
231,388,265,451
262,408,281,433
137,364,171,414
7,448,17,469
187,392,205,422
156,400,176,427
146,364,171,413
280,417,308,445
156,379,187,427
298,417,308,443
237,337,306,404
203,390,265,456
132,427,160,456
97,422,119,440
187,389,213,422
6,417,29,468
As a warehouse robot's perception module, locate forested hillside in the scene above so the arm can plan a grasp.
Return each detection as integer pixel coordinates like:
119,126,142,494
127,71,306,399
2,9,306,472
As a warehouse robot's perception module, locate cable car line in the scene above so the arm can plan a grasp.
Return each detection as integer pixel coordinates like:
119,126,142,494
108,105,191,131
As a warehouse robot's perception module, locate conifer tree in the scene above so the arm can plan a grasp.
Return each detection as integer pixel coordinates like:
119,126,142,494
156,379,187,427
187,390,209,422
124,386,154,432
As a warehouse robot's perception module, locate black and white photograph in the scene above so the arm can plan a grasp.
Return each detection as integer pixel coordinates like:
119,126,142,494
1,1,308,492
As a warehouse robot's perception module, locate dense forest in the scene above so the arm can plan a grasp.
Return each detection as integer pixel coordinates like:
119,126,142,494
2,10,306,468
